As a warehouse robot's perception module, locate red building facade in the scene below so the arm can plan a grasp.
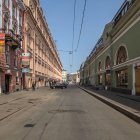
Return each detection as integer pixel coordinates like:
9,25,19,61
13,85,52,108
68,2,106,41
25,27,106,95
0,0,25,94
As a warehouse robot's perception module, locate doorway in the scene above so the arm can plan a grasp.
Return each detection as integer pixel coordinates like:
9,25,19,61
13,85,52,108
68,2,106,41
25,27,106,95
135,67,140,94
5,75,11,93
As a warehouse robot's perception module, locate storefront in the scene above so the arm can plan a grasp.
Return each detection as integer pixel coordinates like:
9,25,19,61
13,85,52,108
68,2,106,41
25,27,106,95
0,33,6,93
135,65,140,95
105,70,111,87
116,68,128,88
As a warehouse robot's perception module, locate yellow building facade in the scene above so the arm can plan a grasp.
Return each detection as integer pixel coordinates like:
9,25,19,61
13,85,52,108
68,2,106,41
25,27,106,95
23,0,62,89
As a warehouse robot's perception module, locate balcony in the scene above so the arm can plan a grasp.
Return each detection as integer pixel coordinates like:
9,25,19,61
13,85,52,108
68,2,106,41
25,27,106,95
0,29,22,48
113,0,136,26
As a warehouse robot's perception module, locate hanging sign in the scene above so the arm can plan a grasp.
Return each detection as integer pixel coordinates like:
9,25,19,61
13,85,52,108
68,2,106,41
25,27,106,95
22,52,31,67
22,68,30,73
0,33,6,69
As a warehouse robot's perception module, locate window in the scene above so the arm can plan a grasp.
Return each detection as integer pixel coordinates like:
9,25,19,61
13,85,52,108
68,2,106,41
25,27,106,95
3,0,8,7
13,25,17,34
4,20,8,31
98,61,102,71
12,4,16,17
116,69,128,87
14,56,18,67
6,52,10,65
27,35,30,46
105,74,111,85
98,75,103,85
116,46,127,65
19,14,22,26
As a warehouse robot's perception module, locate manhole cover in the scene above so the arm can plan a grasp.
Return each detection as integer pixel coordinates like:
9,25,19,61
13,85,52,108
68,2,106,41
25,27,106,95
48,109,85,114
24,124,35,128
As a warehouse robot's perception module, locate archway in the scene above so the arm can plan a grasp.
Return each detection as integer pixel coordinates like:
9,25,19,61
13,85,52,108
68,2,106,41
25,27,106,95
116,46,128,88
98,61,103,85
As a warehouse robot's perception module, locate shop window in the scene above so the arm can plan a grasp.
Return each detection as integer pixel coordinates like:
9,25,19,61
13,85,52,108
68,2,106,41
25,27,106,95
98,75,103,85
116,69,128,87
105,74,111,85
116,46,127,65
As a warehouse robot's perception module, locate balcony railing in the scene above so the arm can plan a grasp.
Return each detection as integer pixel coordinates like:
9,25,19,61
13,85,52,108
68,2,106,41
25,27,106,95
113,0,136,26
0,28,22,40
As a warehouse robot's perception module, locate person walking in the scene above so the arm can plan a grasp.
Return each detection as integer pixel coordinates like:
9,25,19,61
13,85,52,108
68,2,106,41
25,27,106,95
32,82,36,91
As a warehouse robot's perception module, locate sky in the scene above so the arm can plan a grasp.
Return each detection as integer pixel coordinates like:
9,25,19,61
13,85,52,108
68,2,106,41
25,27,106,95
40,0,124,73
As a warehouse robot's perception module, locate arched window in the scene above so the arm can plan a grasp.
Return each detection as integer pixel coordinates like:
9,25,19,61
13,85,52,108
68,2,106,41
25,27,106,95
98,61,103,85
105,56,111,69
116,46,127,65
98,61,102,71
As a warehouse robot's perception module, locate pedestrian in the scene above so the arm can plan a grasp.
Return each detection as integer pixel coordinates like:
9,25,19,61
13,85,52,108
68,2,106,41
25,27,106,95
49,81,53,89
32,82,36,91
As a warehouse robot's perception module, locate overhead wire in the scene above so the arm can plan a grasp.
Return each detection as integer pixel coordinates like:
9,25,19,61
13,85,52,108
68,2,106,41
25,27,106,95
74,0,87,52
71,0,77,71
57,50,72,53
72,0,77,52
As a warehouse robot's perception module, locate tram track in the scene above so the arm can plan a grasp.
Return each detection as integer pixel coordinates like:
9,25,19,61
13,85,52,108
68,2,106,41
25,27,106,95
0,96,28,106
0,97,48,122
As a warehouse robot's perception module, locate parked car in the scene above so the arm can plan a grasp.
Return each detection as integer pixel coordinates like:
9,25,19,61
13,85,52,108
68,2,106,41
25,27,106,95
50,82,68,89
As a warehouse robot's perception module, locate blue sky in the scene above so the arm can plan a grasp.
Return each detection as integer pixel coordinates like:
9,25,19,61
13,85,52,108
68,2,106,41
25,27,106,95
40,0,124,73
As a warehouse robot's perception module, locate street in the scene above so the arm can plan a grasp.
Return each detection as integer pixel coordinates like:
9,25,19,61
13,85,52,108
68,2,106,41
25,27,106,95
0,85,140,140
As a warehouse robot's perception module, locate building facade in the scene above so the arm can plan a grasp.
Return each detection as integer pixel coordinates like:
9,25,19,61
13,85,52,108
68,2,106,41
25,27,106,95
80,0,140,95
23,0,62,89
68,72,80,84
0,0,25,94
62,70,67,82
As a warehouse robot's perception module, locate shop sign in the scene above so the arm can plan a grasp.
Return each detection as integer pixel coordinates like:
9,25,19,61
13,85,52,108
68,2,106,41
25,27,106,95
0,33,5,40
22,53,30,57
0,34,5,53
0,33,6,68
22,68,30,73
22,52,30,67
22,61,30,66
0,40,4,46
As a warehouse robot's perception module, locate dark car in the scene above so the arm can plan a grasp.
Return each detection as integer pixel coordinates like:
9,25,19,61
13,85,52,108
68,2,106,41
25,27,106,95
50,82,67,89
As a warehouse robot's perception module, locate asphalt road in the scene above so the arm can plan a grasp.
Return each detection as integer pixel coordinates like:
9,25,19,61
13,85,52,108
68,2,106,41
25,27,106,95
0,85,140,140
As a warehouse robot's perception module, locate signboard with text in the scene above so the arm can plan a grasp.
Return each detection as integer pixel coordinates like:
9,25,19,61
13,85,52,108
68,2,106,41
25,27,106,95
0,33,6,69
22,52,31,73
22,52,30,66
22,68,30,73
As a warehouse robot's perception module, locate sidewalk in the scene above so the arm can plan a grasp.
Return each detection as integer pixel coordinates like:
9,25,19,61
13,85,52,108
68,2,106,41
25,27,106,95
79,86,140,124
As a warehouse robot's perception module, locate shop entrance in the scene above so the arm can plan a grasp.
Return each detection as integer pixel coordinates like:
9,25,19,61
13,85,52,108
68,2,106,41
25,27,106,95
135,67,140,94
5,74,11,93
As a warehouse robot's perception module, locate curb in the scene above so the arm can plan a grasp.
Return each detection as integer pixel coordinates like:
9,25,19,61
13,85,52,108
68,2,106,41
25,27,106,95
79,86,140,124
